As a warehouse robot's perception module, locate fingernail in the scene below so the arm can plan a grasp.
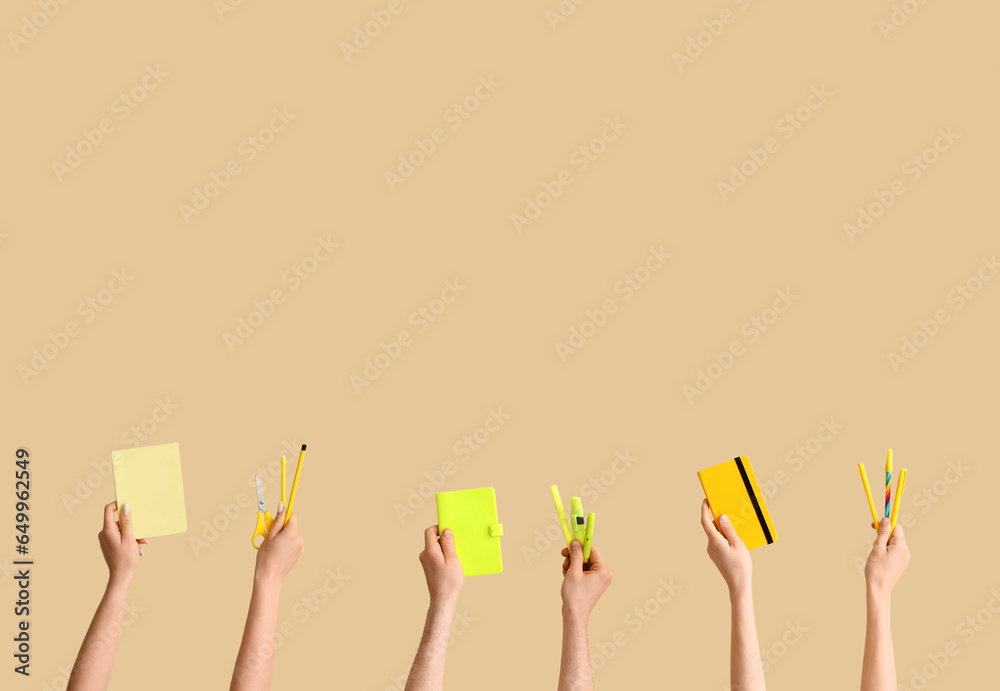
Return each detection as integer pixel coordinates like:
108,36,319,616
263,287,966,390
442,529,452,539
277,501,284,513
719,514,729,524
122,502,131,516
571,541,581,551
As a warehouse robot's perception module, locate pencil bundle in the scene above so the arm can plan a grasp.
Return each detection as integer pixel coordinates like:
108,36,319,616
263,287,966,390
858,449,907,535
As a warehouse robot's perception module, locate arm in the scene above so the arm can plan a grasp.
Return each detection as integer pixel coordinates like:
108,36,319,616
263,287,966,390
230,504,304,691
861,518,910,691
701,500,765,691
558,541,613,691
405,525,464,691
67,502,146,691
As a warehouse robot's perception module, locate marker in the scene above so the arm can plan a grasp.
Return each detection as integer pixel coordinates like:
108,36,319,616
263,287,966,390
890,468,907,535
550,485,573,548
859,462,879,529
583,512,595,562
570,497,586,544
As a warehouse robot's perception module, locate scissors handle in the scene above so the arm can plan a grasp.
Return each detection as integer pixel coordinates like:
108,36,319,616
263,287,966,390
252,511,272,550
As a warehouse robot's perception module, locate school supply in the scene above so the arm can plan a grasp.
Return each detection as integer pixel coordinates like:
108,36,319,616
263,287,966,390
435,487,504,577
698,456,777,550
111,442,188,539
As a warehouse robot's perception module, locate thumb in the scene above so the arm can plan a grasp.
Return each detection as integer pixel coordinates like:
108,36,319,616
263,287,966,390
874,517,891,550
568,540,585,573
717,514,742,547
440,529,458,561
119,503,135,542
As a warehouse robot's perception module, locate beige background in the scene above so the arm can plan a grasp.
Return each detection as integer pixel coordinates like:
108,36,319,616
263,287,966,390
2,1,999,689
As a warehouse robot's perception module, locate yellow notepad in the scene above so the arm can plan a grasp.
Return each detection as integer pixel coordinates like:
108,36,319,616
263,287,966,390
111,442,188,539
698,456,777,550
436,487,503,577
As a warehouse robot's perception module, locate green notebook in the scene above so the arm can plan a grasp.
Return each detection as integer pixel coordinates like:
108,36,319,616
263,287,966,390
436,487,504,577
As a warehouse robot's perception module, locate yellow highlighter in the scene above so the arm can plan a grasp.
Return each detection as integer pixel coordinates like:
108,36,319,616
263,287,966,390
890,468,907,535
858,462,879,529
570,497,586,544
583,512,595,562
550,485,573,549
284,444,306,525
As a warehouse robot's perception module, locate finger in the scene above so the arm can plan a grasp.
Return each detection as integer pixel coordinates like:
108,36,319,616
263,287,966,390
567,540,585,574
586,546,606,570
700,500,721,539
440,528,458,561
137,539,148,545
888,522,906,547
423,525,441,554
874,517,891,550
103,502,118,532
717,514,743,549
268,504,288,539
119,503,135,542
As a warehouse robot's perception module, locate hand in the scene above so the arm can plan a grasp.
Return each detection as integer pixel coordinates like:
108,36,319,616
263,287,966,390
865,518,910,598
418,525,464,607
254,504,304,587
560,541,612,622
98,501,146,586
701,499,752,595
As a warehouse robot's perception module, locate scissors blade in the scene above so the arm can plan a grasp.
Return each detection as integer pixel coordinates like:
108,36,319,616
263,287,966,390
255,475,267,513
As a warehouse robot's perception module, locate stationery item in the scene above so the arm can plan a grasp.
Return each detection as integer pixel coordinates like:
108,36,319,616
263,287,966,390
252,475,274,549
885,449,893,518
583,513,595,562
858,462,879,528
281,455,287,507
890,468,907,535
697,456,777,550
111,442,188,539
570,497,586,543
550,485,573,548
285,444,306,525
435,487,504,577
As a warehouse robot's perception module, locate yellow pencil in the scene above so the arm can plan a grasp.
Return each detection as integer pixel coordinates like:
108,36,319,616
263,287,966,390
550,485,573,548
890,468,907,535
858,463,879,528
280,455,287,508
285,444,306,525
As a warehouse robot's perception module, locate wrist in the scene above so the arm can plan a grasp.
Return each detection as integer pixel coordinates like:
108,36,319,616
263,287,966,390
107,571,133,592
866,582,891,605
429,593,459,612
253,569,283,593
561,604,590,627
728,580,752,603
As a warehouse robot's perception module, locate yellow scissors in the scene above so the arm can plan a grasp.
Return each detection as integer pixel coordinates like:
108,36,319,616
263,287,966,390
252,474,274,549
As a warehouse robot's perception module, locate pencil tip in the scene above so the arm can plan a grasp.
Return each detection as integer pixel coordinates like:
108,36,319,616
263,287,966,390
301,444,307,451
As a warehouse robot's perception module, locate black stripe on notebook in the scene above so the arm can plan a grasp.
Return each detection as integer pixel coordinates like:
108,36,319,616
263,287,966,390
734,456,772,545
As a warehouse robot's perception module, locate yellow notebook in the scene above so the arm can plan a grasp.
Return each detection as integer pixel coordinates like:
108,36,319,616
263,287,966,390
435,487,503,577
111,442,188,539
698,456,777,550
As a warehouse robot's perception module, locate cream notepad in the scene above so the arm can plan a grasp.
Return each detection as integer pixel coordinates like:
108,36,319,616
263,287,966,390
111,442,188,539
